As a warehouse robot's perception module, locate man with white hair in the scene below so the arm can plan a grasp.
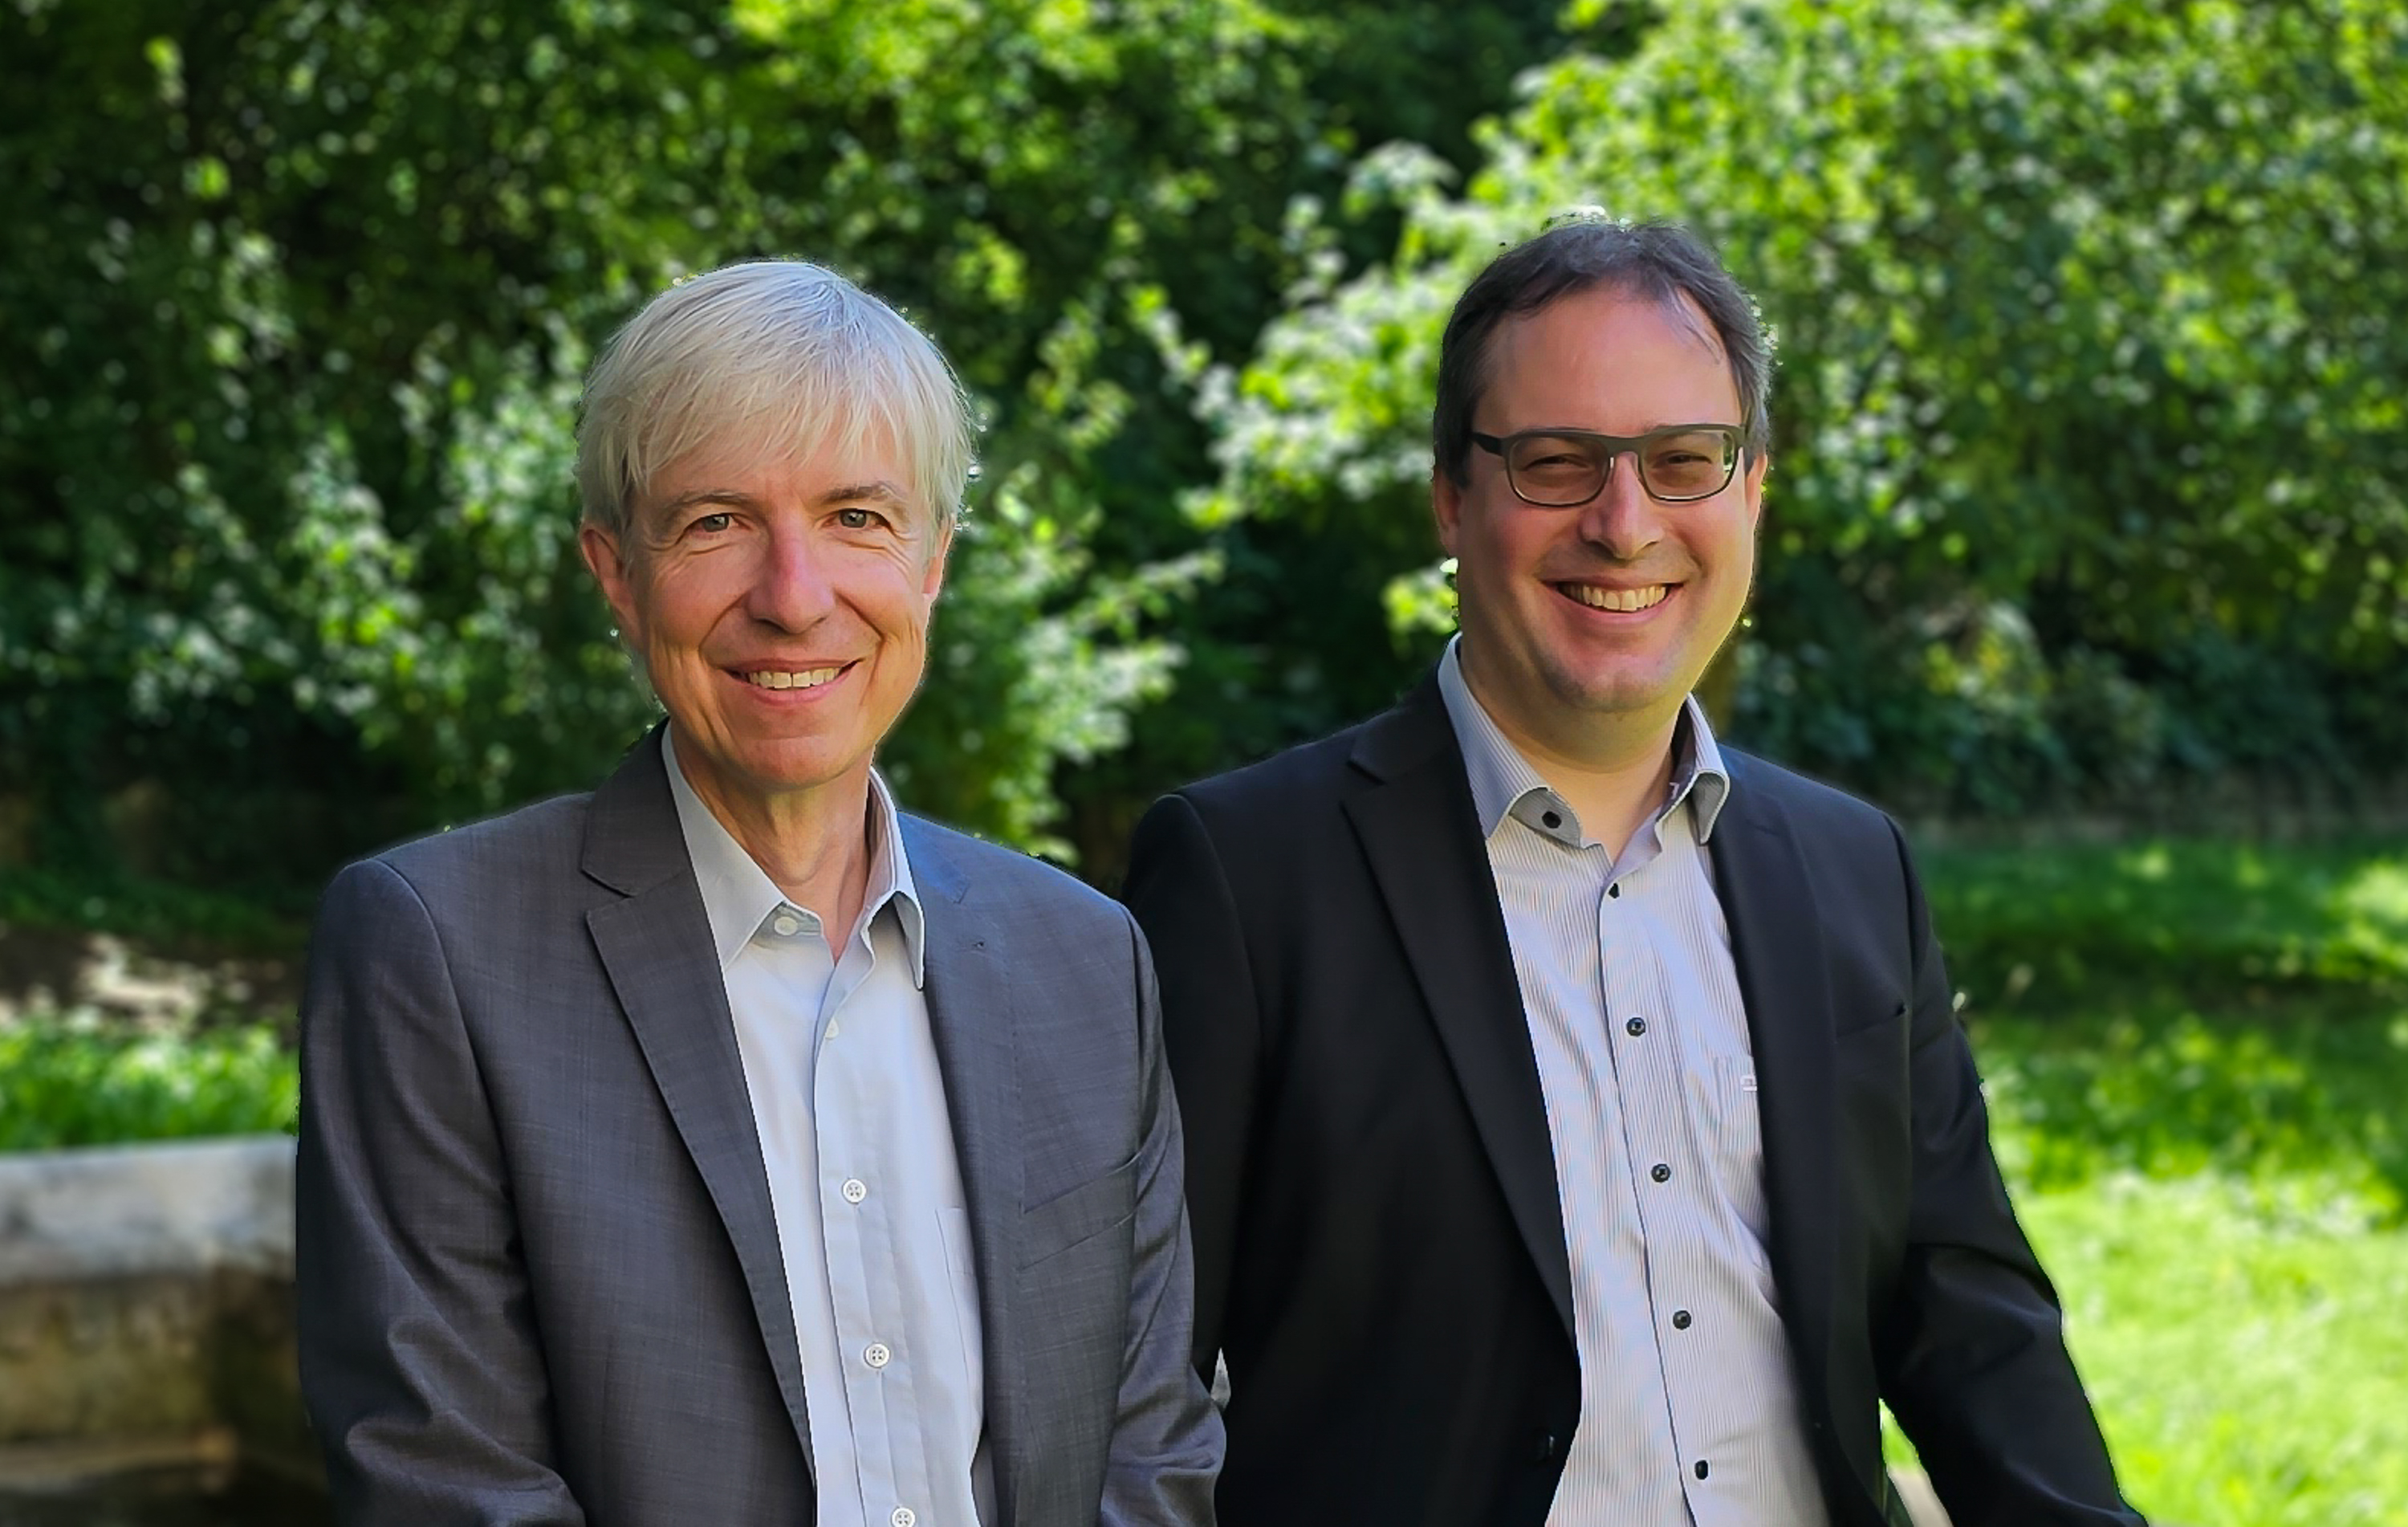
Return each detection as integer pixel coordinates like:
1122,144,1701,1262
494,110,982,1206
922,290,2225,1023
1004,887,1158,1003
296,260,1222,1526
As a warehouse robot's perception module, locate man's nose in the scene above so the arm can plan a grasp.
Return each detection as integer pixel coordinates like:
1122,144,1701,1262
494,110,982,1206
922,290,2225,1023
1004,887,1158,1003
746,525,837,632
1578,450,1666,562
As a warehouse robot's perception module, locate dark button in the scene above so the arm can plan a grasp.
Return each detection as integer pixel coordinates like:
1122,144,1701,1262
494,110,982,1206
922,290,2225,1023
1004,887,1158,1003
1695,1459,1710,1480
1650,1163,1671,1183
1608,882,1622,898
1542,810,1562,830
1531,1430,1559,1462
1672,1309,1692,1330
1625,1016,1647,1037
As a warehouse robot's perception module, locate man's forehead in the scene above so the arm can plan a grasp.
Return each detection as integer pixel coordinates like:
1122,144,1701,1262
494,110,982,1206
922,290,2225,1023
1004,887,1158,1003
1484,286,1739,411
638,423,925,515
1503,284,1727,360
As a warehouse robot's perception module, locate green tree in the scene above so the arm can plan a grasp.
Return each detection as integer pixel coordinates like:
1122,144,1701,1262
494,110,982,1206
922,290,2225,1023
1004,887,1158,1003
0,0,1574,886
1202,0,2408,816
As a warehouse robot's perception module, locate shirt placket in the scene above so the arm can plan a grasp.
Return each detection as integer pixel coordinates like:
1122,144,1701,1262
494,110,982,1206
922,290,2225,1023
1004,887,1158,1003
1598,844,1732,1511
816,911,935,1527
1520,816,1683,1527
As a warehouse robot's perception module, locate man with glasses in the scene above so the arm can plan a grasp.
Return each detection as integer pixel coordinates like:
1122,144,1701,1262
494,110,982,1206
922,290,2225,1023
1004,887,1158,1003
1123,221,2139,1525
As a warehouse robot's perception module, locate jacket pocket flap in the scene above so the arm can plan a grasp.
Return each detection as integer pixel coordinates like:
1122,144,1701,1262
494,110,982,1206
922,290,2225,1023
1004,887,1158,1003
1016,1151,1140,1268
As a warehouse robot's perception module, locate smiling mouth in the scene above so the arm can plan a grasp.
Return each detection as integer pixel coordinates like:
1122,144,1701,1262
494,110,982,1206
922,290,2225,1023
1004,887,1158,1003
738,665,848,690
1560,583,1671,613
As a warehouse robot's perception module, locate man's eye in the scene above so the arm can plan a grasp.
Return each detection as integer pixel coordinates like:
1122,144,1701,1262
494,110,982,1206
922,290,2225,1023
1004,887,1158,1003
691,511,734,534
836,507,882,530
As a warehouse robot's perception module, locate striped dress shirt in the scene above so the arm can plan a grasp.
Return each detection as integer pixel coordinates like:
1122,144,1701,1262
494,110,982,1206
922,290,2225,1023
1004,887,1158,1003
1438,640,1828,1527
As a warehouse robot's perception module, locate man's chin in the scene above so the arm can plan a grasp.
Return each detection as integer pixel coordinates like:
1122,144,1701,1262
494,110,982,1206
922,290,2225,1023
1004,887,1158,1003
677,729,871,804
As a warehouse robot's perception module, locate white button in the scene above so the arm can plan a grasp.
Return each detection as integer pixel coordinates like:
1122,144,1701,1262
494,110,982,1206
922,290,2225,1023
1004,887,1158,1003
841,1178,868,1204
864,1342,891,1369
892,1510,916,1527
771,913,801,938
824,1018,840,1039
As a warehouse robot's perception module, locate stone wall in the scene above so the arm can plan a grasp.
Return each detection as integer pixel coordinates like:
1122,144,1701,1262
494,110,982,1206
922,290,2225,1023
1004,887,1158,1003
0,1137,317,1493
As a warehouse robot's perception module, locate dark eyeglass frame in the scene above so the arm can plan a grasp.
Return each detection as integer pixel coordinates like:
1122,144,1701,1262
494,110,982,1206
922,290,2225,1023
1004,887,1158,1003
1470,423,1747,507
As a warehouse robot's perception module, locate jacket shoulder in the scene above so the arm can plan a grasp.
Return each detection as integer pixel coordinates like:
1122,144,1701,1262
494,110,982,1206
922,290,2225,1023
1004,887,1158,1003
1165,717,1373,823
1734,742,1898,829
1722,746,1906,854
902,814,1130,934
360,792,596,903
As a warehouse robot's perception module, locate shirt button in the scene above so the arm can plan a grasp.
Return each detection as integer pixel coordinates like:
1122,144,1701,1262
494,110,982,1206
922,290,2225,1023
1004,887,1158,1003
1541,809,1563,830
892,1510,916,1527
864,1342,891,1369
1625,1016,1647,1037
1672,1309,1693,1330
841,1178,868,1204
1608,882,1622,899
1651,1163,1672,1183
1695,1459,1710,1480
771,912,801,938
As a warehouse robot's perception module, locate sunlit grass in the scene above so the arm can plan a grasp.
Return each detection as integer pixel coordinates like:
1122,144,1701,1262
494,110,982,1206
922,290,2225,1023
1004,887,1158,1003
2032,1176,2408,1527
1888,836,2408,1526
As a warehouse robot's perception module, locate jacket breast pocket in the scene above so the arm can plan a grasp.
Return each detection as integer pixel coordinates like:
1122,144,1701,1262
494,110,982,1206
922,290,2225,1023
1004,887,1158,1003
1016,1150,1139,1268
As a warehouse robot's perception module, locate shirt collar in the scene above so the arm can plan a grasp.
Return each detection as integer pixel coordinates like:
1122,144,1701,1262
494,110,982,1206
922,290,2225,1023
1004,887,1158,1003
1435,634,1731,845
660,726,926,984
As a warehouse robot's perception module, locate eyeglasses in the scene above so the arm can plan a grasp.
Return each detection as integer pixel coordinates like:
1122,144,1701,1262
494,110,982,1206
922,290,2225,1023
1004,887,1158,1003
1470,424,1745,507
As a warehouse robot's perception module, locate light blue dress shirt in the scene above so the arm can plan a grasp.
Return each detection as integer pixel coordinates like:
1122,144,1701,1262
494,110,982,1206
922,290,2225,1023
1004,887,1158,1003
665,728,984,1527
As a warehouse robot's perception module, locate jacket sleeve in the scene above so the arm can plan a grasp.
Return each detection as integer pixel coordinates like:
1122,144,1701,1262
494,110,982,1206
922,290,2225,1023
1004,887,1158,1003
1121,791,1262,1387
1097,906,1226,1526
296,857,587,1526
1875,821,2145,1526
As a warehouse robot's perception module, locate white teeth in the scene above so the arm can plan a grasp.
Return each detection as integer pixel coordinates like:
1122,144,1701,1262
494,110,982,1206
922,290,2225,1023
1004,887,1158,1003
743,666,844,690
1568,584,1669,613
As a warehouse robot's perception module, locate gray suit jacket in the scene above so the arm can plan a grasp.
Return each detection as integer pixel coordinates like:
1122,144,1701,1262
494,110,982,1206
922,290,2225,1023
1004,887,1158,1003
296,731,1222,1525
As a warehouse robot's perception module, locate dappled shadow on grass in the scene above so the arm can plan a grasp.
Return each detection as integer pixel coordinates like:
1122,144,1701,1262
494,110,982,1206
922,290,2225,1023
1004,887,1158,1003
1922,835,2408,1221
1926,837,2408,1007
1970,997,2408,1226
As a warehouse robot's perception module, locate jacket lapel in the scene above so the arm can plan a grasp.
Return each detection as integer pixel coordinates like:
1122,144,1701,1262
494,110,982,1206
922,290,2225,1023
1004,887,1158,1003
904,820,1023,1527
580,729,815,1470
1707,757,1843,1426
1341,678,1576,1342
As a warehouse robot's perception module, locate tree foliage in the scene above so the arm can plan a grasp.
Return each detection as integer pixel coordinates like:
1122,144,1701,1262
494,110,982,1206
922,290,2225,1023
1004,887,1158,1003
2,0,2399,899
0,0,1563,878
1208,0,2408,815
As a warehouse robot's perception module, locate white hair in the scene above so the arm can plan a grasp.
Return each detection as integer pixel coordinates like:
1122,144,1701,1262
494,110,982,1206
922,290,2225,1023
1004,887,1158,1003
575,260,978,538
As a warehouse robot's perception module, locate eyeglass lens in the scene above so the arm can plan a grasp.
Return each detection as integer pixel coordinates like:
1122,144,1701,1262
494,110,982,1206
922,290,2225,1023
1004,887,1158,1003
1507,428,1738,504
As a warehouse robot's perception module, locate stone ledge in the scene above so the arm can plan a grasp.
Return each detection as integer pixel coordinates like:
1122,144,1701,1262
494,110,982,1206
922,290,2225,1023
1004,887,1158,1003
0,1135,315,1491
0,1138,293,1286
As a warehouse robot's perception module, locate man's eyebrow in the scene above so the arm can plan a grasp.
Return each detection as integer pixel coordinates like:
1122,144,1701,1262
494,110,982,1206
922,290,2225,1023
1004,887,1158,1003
655,487,763,515
814,480,909,508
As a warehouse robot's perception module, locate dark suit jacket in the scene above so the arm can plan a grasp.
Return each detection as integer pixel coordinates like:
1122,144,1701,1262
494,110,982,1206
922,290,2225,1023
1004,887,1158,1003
1122,675,2138,1527
297,731,1221,1526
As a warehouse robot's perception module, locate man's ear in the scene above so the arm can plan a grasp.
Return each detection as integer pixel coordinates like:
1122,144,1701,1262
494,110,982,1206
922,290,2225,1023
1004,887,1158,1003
579,523,640,632
1742,449,1769,530
921,515,954,601
1433,465,1465,557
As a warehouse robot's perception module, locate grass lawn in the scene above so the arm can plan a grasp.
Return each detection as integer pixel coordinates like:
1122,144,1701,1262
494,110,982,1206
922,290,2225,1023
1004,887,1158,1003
1893,837,2408,1527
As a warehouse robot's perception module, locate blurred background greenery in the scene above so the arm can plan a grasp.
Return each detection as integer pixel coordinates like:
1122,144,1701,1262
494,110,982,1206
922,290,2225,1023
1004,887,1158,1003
2,0,2404,1520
